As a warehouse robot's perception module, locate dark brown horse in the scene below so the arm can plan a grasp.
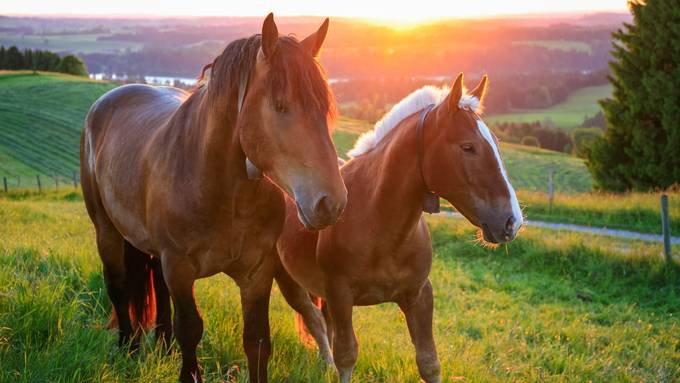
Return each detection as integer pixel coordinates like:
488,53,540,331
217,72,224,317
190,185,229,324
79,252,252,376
277,73,523,382
81,14,346,383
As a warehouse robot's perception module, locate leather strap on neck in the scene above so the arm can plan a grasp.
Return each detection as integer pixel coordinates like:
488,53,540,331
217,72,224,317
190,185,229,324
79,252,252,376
237,69,263,180
415,104,440,214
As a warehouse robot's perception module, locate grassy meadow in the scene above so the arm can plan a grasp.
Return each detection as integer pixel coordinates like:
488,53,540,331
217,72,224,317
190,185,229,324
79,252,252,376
486,85,612,130
0,71,593,193
0,72,116,186
1,192,679,382
511,40,593,54
519,190,680,235
0,32,143,54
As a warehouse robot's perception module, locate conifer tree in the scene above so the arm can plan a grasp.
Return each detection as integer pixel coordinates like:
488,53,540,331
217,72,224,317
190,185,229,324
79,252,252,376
587,0,680,191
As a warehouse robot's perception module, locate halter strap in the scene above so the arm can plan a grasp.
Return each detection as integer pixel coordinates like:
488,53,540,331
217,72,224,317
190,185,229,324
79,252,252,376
415,104,440,214
237,68,263,180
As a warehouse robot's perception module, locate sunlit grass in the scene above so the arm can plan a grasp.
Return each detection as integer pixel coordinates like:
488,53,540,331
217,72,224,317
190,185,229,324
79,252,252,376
1,196,678,382
518,190,680,234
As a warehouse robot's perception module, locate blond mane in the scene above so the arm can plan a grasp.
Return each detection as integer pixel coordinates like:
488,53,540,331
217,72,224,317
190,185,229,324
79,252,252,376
348,85,482,157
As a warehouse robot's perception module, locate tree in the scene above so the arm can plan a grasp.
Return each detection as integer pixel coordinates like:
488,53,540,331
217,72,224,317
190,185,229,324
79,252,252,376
521,136,540,147
58,54,88,77
587,0,680,191
5,46,24,70
0,46,6,69
572,127,603,158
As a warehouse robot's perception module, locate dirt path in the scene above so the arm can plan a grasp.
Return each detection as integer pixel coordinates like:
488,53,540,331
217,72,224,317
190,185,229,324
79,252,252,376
439,211,680,245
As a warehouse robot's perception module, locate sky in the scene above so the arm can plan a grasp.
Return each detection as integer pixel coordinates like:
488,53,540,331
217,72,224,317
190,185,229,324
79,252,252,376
4,0,629,23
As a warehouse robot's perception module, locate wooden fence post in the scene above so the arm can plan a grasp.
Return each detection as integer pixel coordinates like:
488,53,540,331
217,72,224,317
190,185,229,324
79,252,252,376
661,194,672,264
2,177,7,193
72,171,78,189
547,168,555,213
37,175,42,193
54,175,59,191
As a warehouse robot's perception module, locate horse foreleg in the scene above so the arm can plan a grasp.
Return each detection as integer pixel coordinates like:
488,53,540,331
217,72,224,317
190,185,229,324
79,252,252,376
274,263,333,364
398,280,441,383
163,256,203,383
325,282,357,383
239,274,274,383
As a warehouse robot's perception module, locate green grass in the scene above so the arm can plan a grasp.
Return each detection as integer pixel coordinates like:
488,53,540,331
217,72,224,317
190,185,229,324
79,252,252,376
0,32,143,54
512,40,593,54
486,85,612,130
1,194,678,382
0,72,116,187
519,190,680,235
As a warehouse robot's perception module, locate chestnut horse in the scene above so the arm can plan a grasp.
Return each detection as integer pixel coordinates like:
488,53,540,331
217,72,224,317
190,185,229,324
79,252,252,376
277,73,523,382
81,14,346,383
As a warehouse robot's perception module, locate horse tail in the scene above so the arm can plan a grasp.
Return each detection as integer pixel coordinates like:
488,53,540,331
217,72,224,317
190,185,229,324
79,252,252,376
294,294,325,348
107,242,157,331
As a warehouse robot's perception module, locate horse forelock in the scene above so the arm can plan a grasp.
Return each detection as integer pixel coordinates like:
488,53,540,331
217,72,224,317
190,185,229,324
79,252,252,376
200,35,335,122
347,85,483,157
267,36,336,122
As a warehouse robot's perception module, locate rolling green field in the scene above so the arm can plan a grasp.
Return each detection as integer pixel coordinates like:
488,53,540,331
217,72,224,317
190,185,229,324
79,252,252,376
486,85,612,130
0,71,593,193
512,40,593,54
0,72,116,187
0,33,143,54
1,193,678,382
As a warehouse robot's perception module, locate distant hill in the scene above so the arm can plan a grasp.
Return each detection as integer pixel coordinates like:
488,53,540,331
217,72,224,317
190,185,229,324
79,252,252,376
486,84,612,130
0,71,592,192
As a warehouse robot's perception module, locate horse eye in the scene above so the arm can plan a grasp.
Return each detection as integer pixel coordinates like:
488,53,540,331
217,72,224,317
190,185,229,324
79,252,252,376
461,143,476,154
275,101,288,114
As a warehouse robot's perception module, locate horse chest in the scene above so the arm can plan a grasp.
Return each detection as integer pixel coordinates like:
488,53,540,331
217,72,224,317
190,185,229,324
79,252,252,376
351,254,431,305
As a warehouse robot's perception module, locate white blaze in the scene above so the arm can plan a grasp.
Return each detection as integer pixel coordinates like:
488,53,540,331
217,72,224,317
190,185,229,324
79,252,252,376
475,119,523,232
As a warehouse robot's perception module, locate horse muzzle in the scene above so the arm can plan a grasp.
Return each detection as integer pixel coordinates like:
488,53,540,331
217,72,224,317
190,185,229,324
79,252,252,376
294,190,347,230
481,214,522,244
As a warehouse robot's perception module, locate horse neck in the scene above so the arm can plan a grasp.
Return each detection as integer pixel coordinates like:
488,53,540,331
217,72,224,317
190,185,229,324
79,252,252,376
173,84,243,187
358,114,428,236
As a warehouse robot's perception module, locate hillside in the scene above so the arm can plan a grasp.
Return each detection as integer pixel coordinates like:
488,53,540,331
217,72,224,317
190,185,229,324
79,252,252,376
0,72,592,193
0,72,115,185
486,84,612,130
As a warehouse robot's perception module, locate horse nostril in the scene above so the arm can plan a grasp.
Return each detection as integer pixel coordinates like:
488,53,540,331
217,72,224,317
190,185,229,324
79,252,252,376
314,195,332,218
505,216,516,235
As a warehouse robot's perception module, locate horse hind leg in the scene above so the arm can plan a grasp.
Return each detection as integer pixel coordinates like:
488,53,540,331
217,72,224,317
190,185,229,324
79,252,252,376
151,257,172,349
95,225,136,349
275,266,333,364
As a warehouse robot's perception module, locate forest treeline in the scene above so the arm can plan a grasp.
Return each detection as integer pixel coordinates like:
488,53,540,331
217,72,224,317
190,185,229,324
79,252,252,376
0,45,88,76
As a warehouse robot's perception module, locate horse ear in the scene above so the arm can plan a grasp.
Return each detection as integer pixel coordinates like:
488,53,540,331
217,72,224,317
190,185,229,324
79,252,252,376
470,75,488,102
446,73,464,111
301,18,330,58
261,13,279,59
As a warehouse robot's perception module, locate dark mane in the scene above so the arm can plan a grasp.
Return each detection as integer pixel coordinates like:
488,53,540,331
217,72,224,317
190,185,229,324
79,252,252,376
201,34,336,120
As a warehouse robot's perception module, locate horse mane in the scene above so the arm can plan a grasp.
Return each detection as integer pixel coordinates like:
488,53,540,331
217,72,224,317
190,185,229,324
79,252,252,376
347,85,482,158
198,34,335,120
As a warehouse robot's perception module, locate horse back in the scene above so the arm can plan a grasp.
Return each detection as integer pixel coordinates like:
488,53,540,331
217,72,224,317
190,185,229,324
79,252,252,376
81,84,188,251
